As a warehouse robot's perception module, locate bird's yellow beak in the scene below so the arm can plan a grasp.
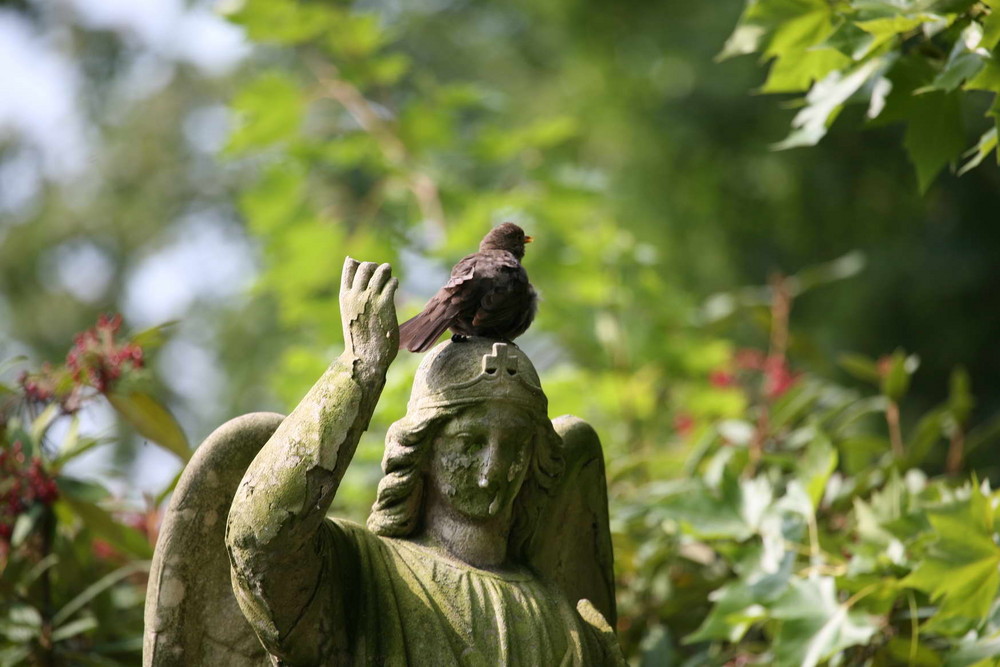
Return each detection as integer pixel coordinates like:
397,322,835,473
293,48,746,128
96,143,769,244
524,236,534,243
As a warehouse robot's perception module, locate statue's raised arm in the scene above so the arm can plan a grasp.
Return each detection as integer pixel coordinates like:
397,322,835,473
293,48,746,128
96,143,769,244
225,258,398,663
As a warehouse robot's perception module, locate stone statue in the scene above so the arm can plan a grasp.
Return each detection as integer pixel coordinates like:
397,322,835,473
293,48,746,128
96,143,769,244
143,259,623,665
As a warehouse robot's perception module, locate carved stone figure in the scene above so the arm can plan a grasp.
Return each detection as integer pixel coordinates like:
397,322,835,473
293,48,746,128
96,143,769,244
143,259,623,665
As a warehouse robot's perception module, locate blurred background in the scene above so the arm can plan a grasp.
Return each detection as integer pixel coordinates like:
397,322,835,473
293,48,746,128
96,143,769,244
2,0,999,663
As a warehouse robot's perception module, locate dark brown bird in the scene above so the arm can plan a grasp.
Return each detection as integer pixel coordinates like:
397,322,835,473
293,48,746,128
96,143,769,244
399,223,537,352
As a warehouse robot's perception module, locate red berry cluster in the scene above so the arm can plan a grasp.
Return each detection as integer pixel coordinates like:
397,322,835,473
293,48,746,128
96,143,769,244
19,362,59,403
18,314,144,414
0,442,59,547
733,348,799,399
66,314,144,393
673,348,801,440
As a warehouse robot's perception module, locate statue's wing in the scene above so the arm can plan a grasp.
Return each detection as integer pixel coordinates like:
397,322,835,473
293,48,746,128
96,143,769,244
143,412,285,666
530,415,617,628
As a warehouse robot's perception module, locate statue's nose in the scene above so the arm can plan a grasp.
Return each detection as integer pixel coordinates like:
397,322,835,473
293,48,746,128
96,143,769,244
478,442,500,488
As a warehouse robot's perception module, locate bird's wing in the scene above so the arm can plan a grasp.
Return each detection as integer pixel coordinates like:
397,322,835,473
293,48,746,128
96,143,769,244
398,255,480,352
470,259,535,334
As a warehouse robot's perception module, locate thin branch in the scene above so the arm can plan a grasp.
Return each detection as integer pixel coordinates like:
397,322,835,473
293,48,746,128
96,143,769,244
308,59,447,235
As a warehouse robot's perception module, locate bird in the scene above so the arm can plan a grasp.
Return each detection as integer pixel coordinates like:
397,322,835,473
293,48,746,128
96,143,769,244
398,223,537,353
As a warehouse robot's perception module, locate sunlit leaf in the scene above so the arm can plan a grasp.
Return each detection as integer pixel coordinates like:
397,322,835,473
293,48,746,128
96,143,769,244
128,321,178,351
107,391,190,461
904,487,1000,631
29,402,60,445
770,577,877,667
958,126,998,175
774,57,886,149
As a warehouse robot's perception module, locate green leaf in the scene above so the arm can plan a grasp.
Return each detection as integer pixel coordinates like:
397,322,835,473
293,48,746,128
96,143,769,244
797,436,838,508
948,366,974,425
654,477,752,541
965,411,1000,456
903,487,1000,630
638,625,679,667
0,603,41,643
822,21,877,60
965,54,1000,93
981,0,1000,50
791,250,866,293
30,402,60,445
51,561,150,627
52,616,98,642
945,631,1000,667
11,504,44,547
770,577,877,667
855,14,948,49
718,0,831,61
686,581,764,643
903,91,966,192
919,51,986,93
759,6,850,93
958,126,998,175
840,435,890,475
839,352,882,384
229,0,338,45
56,476,111,503
128,321,178,351
107,391,190,461
61,497,153,559
718,23,769,60
881,349,919,401
19,553,59,592
906,407,946,467
227,71,305,154
774,57,886,149
882,636,944,667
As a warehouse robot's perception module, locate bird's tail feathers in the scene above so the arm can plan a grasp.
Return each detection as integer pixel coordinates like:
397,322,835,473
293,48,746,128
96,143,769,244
398,309,454,353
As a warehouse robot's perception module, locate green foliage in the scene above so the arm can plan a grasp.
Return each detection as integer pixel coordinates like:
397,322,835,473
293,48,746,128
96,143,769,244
724,0,1000,189
612,306,1000,663
222,3,1000,662
0,317,180,664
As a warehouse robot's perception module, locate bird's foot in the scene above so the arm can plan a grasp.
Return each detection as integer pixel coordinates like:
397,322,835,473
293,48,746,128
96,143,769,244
451,334,470,343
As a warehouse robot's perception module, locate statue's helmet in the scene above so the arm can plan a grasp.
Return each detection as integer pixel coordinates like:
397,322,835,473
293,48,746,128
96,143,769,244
406,338,547,417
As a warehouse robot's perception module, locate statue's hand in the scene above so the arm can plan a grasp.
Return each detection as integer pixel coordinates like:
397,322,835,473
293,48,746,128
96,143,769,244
341,258,399,374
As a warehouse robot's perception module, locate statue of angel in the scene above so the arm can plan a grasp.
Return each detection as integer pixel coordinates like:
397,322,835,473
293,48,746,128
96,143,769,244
143,259,622,665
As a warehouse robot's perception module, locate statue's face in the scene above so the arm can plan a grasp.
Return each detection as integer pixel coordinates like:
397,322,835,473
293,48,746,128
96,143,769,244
428,402,534,521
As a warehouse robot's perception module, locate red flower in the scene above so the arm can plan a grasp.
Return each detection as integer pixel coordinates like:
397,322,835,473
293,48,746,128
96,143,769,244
674,412,695,437
764,356,798,399
710,369,736,388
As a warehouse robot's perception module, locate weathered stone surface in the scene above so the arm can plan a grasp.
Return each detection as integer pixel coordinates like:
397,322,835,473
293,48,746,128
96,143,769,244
144,412,283,666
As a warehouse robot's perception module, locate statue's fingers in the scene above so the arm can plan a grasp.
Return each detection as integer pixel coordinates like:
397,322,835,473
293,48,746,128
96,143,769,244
381,276,399,300
342,257,360,292
353,261,378,290
371,263,392,293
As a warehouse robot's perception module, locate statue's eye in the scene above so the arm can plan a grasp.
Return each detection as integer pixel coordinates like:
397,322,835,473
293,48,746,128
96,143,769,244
454,433,481,450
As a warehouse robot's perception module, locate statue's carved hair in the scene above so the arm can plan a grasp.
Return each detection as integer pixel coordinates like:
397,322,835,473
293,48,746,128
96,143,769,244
367,405,564,561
